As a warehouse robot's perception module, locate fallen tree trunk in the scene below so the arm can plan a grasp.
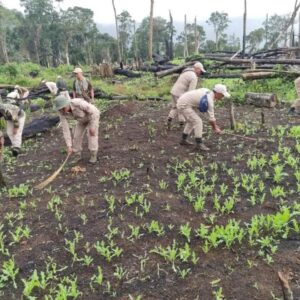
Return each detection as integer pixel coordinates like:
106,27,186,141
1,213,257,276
245,92,277,108
203,56,300,65
242,72,277,80
204,73,241,79
4,116,60,146
155,61,195,78
113,68,142,78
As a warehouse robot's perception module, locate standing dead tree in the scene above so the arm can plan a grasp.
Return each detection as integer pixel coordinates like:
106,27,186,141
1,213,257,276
112,0,121,63
184,14,189,57
148,0,154,62
242,0,247,57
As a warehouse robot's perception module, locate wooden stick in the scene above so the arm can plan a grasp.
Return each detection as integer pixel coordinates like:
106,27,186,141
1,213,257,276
34,154,70,190
223,132,258,141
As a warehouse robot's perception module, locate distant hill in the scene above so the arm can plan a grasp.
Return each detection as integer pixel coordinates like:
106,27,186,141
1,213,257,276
97,16,265,40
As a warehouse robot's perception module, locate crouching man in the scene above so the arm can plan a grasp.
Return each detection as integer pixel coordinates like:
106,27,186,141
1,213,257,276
53,96,100,164
0,103,26,157
177,84,230,151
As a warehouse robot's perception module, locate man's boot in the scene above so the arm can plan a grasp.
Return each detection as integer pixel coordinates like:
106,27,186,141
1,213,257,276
89,151,98,164
194,138,210,151
180,133,193,146
71,151,82,164
11,147,20,157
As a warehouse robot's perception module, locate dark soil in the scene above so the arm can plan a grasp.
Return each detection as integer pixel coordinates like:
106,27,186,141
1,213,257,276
0,100,300,300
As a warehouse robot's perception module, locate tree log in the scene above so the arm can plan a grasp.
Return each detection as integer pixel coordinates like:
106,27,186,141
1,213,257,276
155,61,195,78
242,72,277,80
203,56,300,65
245,92,277,108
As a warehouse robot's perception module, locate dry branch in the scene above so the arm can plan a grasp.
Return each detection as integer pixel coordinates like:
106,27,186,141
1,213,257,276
155,61,195,78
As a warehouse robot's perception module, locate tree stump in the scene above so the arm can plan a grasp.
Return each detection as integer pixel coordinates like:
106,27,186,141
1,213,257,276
245,92,277,108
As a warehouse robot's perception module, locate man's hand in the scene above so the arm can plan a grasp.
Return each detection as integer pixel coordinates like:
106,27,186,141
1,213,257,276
67,146,73,155
89,128,96,136
0,136,4,148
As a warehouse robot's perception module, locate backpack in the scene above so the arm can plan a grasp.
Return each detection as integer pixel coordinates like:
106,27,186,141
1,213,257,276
198,92,209,112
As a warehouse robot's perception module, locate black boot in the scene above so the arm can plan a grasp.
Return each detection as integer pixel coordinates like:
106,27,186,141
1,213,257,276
11,147,20,157
194,138,210,151
180,133,193,146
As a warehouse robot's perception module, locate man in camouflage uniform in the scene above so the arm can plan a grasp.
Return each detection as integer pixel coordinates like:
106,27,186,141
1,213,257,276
167,62,206,129
0,103,26,157
177,84,230,151
53,95,100,164
72,68,95,103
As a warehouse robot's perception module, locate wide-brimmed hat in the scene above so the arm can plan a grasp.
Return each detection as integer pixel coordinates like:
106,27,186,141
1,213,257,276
54,95,71,111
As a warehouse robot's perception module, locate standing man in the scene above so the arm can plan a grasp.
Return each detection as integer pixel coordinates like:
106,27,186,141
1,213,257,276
167,62,206,129
53,95,100,164
72,68,95,103
177,84,230,151
0,103,26,157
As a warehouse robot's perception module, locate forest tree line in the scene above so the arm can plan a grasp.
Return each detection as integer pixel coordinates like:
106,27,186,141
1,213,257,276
0,0,298,66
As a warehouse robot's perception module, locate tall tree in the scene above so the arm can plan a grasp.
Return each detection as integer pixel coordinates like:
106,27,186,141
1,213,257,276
20,0,54,64
0,5,21,63
117,10,134,62
167,10,174,59
112,0,121,63
206,11,230,50
148,0,154,61
242,0,247,57
246,28,265,53
263,14,289,48
183,14,188,57
177,23,205,55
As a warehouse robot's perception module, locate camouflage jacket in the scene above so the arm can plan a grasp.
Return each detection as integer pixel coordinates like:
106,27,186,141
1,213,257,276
0,103,24,128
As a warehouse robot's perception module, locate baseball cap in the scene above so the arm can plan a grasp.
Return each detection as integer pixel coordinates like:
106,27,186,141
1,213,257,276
73,67,83,74
194,62,206,73
213,84,231,98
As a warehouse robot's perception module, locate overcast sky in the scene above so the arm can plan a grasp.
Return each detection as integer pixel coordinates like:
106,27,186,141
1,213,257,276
2,0,299,24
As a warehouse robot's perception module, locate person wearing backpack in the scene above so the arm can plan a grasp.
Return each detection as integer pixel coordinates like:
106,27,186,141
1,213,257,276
177,84,230,151
167,62,206,129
